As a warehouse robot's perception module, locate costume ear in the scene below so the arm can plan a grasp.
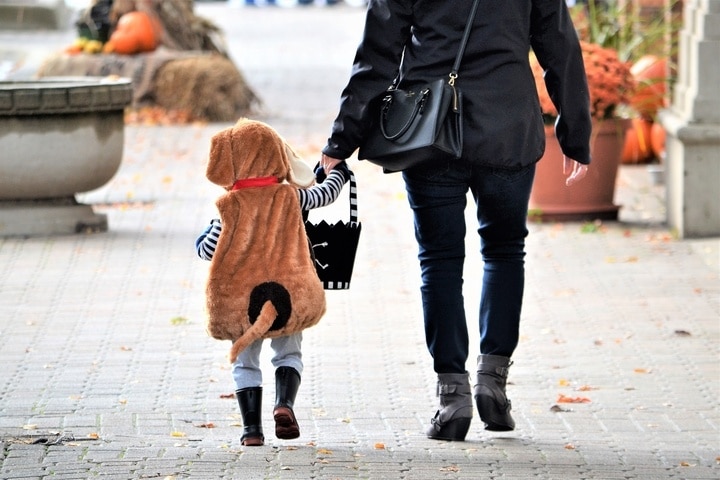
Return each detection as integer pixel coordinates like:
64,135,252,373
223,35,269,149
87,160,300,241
284,142,314,188
206,127,235,188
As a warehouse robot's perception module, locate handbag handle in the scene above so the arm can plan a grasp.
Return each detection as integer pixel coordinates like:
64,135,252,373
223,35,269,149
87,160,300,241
379,87,430,140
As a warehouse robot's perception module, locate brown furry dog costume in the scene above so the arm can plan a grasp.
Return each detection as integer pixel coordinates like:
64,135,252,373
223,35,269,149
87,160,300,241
205,119,326,362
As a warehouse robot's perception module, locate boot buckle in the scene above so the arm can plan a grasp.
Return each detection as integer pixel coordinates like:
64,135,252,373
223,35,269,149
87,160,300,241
437,384,458,396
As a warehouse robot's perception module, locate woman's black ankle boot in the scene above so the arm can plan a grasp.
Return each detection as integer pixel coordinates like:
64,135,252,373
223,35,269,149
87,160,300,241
236,386,264,446
474,354,515,431
426,372,473,441
274,367,301,440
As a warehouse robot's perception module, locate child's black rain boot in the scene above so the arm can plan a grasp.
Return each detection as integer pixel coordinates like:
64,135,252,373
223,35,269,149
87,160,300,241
236,386,264,446
273,367,301,439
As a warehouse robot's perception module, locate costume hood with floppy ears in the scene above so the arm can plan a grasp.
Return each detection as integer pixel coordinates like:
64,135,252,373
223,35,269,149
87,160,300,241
204,118,326,362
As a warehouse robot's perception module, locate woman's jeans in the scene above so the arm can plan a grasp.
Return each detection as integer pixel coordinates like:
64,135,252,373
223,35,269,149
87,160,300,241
403,160,535,374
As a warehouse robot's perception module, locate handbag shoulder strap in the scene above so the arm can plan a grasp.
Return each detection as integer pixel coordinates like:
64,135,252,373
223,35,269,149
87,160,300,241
449,0,481,85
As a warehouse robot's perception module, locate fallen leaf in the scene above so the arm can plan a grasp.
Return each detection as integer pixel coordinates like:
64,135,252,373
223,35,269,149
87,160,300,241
170,316,189,326
195,423,215,429
564,443,576,450
440,465,460,472
124,107,197,126
580,220,603,233
634,368,651,374
87,432,99,439
674,330,692,336
577,385,597,391
219,393,235,399
550,405,571,412
170,431,186,438
22,424,38,430
374,443,385,450
558,379,571,387
120,346,132,351
557,394,591,403
317,448,333,455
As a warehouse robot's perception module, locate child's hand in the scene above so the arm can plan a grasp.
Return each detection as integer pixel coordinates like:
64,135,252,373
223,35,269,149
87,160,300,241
315,160,350,184
314,163,327,183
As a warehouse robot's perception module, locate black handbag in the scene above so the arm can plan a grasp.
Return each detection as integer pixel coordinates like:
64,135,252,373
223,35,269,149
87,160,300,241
304,170,362,290
358,0,480,173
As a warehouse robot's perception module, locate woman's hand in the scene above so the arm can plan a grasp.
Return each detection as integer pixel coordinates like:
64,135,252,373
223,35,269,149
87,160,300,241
321,154,343,172
563,156,588,187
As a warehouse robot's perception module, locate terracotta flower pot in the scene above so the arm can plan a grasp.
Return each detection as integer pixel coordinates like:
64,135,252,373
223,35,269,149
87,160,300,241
529,119,629,222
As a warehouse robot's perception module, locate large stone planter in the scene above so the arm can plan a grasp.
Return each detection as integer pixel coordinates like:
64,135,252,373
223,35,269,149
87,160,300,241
0,77,133,236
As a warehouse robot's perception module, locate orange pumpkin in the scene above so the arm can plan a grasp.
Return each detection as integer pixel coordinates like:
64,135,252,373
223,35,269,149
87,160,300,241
104,11,159,55
650,121,666,161
630,55,667,120
621,117,654,164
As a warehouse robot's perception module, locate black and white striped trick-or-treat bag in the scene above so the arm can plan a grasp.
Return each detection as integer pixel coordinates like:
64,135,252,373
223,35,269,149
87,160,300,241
304,171,362,290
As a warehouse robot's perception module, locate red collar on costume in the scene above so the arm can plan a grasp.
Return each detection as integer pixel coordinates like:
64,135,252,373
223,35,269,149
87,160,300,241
231,176,279,190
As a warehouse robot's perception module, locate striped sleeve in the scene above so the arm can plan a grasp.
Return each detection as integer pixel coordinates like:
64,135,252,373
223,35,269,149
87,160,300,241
195,219,222,261
298,169,347,210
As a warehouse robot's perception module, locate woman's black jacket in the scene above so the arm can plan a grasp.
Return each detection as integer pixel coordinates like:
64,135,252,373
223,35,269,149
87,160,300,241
322,0,592,169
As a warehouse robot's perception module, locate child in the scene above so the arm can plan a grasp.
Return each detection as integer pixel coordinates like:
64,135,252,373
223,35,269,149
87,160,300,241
196,119,349,447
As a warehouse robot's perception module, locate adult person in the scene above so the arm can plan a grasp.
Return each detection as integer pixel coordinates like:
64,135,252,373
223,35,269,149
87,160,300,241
320,0,592,441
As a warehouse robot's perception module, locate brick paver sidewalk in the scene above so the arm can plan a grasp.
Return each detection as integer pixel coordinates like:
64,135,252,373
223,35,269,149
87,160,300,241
1,4,718,479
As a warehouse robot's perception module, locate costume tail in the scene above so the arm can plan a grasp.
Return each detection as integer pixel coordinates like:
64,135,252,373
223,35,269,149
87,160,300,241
228,301,278,363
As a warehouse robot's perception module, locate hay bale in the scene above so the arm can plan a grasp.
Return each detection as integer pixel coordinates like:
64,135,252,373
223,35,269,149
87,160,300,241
38,49,199,107
154,55,260,122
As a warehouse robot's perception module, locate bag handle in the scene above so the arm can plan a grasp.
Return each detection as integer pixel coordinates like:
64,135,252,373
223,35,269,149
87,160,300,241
379,87,430,140
348,170,358,226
